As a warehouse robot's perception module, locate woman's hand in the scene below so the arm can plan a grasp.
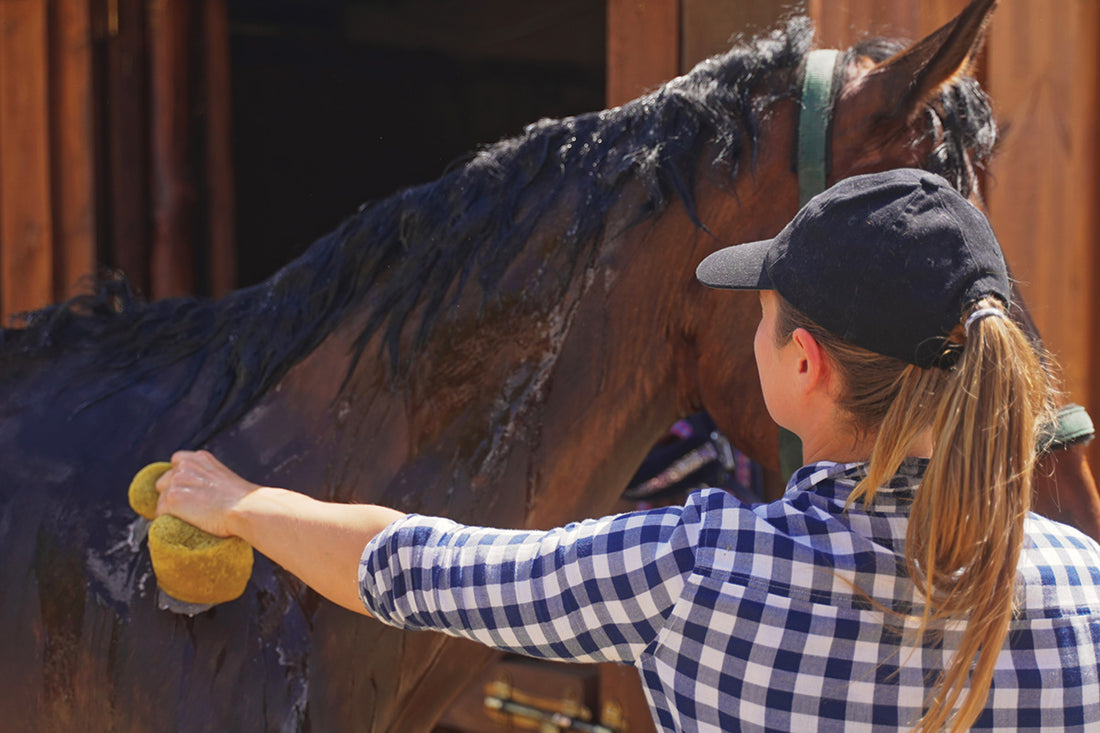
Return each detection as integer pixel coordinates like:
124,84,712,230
153,449,405,613
155,450,258,538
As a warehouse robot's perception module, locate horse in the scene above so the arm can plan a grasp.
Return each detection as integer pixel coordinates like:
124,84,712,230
1,1,1095,729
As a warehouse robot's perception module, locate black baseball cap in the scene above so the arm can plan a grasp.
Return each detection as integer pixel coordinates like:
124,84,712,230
695,168,1011,368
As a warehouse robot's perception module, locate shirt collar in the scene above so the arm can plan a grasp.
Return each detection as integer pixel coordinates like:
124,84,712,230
784,457,927,505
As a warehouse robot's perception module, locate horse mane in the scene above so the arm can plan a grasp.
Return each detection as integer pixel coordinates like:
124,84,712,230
0,16,993,446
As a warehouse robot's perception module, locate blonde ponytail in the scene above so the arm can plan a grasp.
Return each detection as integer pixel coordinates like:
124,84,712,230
775,295,1056,731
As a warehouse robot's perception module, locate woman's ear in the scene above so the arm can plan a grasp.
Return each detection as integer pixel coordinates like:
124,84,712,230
790,327,831,395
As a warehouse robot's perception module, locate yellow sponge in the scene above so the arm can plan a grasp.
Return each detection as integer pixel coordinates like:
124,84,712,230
128,461,172,520
128,462,253,606
147,516,253,605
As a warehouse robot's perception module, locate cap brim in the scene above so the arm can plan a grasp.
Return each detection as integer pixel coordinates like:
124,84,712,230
695,238,774,290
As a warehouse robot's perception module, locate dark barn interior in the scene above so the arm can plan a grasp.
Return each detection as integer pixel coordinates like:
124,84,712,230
227,0,607,286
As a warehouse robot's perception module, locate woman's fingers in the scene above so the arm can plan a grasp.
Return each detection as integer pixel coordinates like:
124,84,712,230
153,450,257,537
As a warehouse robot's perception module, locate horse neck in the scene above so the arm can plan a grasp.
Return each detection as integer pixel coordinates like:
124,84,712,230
210,99,803,527
202,187,690,528
520,144,805,525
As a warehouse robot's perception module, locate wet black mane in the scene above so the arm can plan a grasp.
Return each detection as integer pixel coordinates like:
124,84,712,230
0,17,994,446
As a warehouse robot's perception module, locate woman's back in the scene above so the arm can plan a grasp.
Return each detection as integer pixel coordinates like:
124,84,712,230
640,460,1100,731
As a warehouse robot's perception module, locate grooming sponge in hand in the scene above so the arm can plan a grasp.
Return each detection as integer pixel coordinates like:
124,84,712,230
128,462,254,606
128,461,172,520
148,515,253,605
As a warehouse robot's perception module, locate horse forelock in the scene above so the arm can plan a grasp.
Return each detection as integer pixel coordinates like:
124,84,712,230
0,15,993,447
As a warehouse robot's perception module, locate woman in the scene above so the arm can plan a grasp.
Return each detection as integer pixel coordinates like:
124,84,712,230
157,169,1100,731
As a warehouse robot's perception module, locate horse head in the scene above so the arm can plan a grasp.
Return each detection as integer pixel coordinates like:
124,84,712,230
682,0,997,486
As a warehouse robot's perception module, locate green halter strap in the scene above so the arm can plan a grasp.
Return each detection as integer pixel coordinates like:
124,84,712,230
778,48,842,479
797,49,841,208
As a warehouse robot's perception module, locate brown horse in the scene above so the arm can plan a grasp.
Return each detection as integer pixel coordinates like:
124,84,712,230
0,0,1095,730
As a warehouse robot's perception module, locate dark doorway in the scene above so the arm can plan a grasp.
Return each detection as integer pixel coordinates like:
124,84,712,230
228,0,607,286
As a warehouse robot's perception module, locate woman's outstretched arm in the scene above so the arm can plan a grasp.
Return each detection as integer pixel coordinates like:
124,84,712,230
155,450,405,614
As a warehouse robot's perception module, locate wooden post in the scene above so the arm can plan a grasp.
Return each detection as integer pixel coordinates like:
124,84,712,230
203,0,236,296
606,0,681,107
148,0,195,298
51,0,98,300
0,0,53,321
809,0,918,47
1092,0,1100,475
105,0,151,296
807,0,969,50
602,11,680,728
682,0,800,68
984,0,1100,468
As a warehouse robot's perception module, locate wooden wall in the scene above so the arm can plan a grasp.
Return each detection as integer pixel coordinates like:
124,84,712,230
983,2,1100,456
609,0,1100,474
0,0,234,324
0,0,95,319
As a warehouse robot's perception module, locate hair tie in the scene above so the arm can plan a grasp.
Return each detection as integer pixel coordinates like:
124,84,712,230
964,307,1006,335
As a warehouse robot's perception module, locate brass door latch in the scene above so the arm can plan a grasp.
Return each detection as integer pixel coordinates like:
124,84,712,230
484,675,625,732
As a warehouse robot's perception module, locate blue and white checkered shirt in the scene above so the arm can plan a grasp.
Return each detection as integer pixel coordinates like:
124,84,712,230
359,459,1100,731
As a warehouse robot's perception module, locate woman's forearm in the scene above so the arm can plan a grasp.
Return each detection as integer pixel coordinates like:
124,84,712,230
228,488,406,614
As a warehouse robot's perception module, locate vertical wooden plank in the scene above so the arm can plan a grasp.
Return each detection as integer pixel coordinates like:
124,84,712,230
203,0,236,296
51,0,97,299
806,0,983,97
1091,0,1100,478
809,0,920,49
984,0,1099,459
105,0,150,296
808,0,969,50
917,0,975,38
0,0,53,321
606,0,680,107
601,8,679,727
681,0,803,69
808,2,979,79
805,1,974,63
148,0,194,298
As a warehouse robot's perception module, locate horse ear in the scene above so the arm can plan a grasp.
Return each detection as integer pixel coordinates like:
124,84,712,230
861,0,996,121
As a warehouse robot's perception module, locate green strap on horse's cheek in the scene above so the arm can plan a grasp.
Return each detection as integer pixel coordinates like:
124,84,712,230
798,49,841,208
778,49,842,476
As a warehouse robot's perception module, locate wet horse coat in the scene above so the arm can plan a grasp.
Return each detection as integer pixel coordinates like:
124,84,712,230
0,2,1094,730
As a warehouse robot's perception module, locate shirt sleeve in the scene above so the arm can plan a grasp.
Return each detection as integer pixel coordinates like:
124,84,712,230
358,501,703,665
